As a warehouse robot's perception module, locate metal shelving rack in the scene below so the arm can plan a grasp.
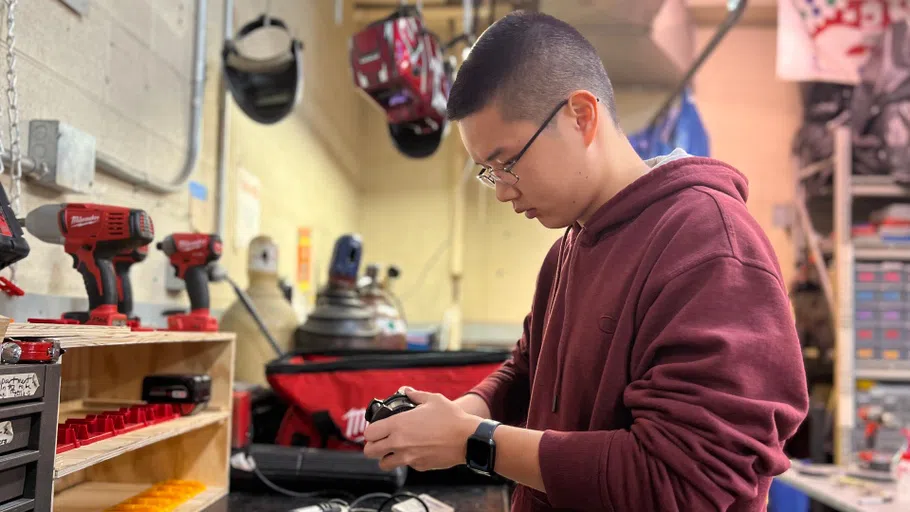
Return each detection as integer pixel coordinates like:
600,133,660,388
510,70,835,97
795,125,910,465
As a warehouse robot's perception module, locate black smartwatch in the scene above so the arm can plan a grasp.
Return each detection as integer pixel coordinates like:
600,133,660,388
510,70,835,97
465,419,500,476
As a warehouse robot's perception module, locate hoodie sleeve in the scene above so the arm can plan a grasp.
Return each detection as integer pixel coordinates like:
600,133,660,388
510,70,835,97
537,255,809,512
466,314,532,426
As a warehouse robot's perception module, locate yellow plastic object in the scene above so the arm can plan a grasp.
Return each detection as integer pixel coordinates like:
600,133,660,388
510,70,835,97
104,480,206,512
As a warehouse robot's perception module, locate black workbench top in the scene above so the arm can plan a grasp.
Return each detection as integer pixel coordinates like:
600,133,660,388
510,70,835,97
227,485,511,511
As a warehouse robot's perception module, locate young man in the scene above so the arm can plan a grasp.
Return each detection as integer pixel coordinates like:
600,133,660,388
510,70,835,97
363,10,809,512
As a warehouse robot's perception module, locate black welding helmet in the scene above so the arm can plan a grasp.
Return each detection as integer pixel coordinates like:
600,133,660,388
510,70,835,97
222,14,304,125
388,121,448,159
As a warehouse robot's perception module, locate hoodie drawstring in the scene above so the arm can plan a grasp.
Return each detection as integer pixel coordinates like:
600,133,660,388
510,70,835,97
551,225,577,413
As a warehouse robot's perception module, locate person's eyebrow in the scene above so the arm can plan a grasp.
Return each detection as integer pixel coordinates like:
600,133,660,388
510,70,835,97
483,147,504,163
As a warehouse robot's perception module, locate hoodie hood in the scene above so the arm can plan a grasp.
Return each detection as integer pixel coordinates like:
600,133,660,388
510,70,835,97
578,156,750,245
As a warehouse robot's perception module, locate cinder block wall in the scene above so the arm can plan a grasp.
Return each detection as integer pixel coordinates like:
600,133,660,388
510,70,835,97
0,0,363,321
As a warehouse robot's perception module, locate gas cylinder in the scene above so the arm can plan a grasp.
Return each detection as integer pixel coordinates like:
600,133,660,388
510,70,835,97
294,234,380,351
221,236,298,386
359,264,408,350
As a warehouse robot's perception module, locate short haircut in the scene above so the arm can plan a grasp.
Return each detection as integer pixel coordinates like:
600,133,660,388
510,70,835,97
446,10,618,125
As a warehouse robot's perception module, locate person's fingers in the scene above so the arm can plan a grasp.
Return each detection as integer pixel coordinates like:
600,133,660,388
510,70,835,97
379,451,409,471
403,387,436,404
363,437,393,459
363,418,393,442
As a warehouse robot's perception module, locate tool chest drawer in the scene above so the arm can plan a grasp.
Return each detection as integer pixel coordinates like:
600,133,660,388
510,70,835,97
0,366,45,406
0,361,60,512
0,466,25,506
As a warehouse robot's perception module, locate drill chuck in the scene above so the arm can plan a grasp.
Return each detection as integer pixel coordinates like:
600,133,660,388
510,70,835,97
156,238,173,254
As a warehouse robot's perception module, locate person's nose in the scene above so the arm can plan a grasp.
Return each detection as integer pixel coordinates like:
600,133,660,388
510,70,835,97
495,181,519,202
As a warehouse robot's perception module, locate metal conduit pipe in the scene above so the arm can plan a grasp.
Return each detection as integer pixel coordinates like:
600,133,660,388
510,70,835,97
95,0,208,194
216,0,233,237
1,153,37,176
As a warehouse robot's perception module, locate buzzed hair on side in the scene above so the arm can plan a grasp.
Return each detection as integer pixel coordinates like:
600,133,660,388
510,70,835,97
446,10,618,125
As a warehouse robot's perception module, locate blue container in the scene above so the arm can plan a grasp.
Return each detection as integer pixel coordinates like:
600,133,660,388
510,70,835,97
768,478,809,512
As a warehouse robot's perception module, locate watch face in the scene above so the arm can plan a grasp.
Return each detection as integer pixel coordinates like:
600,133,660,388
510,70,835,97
466,437,493,471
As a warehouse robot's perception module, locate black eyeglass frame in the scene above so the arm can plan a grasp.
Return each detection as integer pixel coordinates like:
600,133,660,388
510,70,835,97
476,97,599,188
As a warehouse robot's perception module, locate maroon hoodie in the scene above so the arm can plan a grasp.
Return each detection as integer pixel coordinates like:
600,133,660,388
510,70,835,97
468,156,809,511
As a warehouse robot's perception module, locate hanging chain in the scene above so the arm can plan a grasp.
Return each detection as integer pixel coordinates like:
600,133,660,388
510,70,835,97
0,5,7,185
2,0,20,285
5,0,21,217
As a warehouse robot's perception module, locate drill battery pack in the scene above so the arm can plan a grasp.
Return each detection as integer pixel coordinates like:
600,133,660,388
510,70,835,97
142,374,211,416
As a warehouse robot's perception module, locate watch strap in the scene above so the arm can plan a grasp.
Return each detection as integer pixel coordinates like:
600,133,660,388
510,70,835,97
473,419,500,441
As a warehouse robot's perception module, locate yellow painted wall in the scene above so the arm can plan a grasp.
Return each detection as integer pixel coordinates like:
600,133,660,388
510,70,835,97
358,24,801,337
4,0,362,316
217,0,364,307
358,111,461,325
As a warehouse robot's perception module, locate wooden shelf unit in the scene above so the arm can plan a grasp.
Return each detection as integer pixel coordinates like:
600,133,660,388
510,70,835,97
53,482,227,512
0,321,236,511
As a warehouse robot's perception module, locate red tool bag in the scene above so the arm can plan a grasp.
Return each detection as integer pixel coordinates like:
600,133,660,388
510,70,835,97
265,350,510,451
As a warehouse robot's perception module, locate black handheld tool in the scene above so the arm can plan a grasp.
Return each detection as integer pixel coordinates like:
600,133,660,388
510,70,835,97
114,244,149,317
0,184,28,271
365,392,417,423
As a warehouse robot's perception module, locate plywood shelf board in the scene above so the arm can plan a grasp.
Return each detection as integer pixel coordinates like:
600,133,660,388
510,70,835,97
54,409,230,478
0,321,234,348
53,481,227,512
59,330,234,348
5,323,129,338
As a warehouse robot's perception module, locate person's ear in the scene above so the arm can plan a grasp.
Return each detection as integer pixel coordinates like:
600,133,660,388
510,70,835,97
567,91,599,147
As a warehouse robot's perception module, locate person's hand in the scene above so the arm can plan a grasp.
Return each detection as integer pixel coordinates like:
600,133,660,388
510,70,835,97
363,386,482,472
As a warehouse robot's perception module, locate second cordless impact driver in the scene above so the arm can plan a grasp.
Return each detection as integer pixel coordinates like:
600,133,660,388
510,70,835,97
25,203,155,325
158,233,222,331
114,244,151,330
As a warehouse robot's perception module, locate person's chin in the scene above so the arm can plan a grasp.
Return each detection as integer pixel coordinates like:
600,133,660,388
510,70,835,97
535,214,569,230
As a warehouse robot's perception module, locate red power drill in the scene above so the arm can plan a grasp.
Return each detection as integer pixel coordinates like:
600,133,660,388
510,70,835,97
857,405,901,471
157,233,222,331
114,244,151,330
24,203,155,325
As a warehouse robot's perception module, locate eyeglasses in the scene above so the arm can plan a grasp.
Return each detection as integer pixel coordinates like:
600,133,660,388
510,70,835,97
475,98,570,189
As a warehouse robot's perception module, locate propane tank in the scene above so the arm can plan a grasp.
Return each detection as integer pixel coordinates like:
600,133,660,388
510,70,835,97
359,264,407,350
221,236,298,386
294,234,379,351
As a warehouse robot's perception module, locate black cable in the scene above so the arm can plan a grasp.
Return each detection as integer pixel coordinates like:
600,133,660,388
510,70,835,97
378,492,430,512
246,451,356,502
346,491,430,512
225,274,286,357
247,451,430,511
349,492,393,510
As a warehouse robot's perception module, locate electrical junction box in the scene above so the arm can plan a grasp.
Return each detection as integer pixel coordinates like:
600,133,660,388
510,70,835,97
27,120,96,194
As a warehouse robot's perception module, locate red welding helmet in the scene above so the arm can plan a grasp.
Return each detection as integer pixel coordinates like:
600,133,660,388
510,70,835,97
350,6,454,158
